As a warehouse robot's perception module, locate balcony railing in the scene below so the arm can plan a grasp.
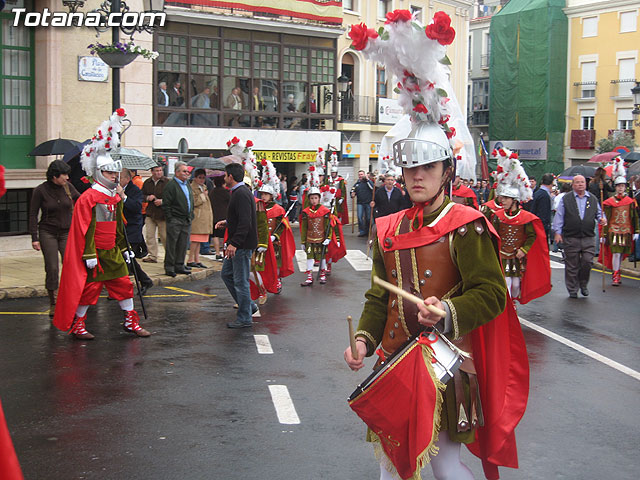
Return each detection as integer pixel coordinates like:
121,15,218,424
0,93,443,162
480,54,490,69
608,129,635,139
339,95,377,123
610,78,636,99
572,81,597,102
570,129,596,149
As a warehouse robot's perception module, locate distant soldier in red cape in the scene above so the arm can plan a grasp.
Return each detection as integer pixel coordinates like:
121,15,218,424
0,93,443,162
599,174,639,286
451,175,479,209
324,152,350,225
53,110,150,340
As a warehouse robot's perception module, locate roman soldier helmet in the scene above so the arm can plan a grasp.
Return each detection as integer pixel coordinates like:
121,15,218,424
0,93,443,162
81,109,126,190
352,10,475,182
307,186,321,197
493,147,533,202
258,157,279,198
227,137,259,190
612,156,627,186
330,151,339,173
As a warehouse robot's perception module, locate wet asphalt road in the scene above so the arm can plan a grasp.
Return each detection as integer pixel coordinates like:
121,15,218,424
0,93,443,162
1,231,639,480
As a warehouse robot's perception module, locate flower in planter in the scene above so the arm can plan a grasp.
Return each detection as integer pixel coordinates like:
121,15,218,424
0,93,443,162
88,41,159,60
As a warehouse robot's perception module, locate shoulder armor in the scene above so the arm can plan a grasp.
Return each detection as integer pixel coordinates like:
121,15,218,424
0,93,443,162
473,219,485,235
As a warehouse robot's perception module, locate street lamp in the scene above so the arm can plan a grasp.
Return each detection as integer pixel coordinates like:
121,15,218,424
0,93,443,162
337,75,350,98
632,81,640,127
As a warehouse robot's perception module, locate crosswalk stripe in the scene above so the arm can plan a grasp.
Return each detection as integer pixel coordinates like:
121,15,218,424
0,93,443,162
344,250,373,271
295,250,319,272
550,260,564,269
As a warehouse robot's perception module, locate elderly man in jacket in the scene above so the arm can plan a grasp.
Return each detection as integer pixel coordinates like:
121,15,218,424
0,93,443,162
162,162,194,277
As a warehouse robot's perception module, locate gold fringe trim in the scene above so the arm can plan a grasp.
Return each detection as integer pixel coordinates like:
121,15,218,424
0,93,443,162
355,330,377,350
370,343,447,480
443,299,459,339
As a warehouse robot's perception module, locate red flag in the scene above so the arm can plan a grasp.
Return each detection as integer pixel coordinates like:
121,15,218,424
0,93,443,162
479,138,490,180
349,338,444,480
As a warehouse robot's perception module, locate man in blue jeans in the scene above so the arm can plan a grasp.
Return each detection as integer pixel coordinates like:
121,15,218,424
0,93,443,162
216,163,259,328
350,170,374,237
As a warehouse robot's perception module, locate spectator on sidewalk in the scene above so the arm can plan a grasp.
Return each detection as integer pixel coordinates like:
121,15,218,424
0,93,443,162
117,168,153,295
553,175,606,298
29,160,80,317
187,169,213,269
216,162,259,328
371,174,405,218
141,165,169,263
209,175,230,261
162,162,194,277
350,170,374,236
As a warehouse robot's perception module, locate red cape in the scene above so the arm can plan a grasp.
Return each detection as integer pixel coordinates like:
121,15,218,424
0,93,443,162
452,184,479,209
250,201,280,298
266,203,296,278
377,203,529,479
327,213,347,262
53,188,121,332
482,199,501,214
493,208,551,305
326,177,350,225
0,399,23,480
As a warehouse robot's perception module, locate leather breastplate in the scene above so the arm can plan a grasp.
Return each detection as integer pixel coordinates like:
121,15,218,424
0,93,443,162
380,218,463,357
267,216,278,235
307,216,325,243
498,221,526,258
610,204,632,235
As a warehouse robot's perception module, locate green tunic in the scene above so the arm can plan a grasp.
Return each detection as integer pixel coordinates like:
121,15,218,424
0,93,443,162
82,202,129,283
355,198,507,443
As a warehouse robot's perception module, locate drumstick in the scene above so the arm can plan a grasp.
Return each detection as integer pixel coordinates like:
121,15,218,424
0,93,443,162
373,276,447,318
347,315,358,360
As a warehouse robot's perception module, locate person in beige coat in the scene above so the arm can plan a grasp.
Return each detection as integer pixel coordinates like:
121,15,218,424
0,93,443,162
187,169,213,268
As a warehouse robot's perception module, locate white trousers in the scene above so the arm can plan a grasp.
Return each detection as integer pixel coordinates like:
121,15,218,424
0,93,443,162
379,434,474,480
505,276,521,299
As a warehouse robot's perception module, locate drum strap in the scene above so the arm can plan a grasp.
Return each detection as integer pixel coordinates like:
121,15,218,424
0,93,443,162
396,217,421,336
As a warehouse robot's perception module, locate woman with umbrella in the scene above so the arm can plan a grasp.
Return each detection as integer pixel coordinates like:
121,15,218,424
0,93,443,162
29,160,80,317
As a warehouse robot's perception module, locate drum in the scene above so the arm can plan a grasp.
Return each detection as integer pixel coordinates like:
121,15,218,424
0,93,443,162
348,328,467,403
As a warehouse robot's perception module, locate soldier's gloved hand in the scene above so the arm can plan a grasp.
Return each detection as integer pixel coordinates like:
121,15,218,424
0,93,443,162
322,239,331,246
85,258,98,269
123,250,135,264
634,233,639,241
257,247,267,253
338,198,343,205
270,235,276,243
336,241,341,248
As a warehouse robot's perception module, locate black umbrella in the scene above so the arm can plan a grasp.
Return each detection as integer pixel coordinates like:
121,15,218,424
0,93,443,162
628,160,640,176
187,157,227,171
558,164,597,179
620,150,640,162
28,138,83,157
62,139,91,163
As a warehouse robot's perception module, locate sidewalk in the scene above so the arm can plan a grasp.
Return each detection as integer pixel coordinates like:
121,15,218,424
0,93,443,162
0,235,220,300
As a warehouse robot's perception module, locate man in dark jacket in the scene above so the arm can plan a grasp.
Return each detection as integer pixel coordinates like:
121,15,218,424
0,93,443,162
350,170,374,236
216,163,259,328
117,169,153,294
530,173,553,243
162,162,194,277
371,174,406,218
141,165,169,263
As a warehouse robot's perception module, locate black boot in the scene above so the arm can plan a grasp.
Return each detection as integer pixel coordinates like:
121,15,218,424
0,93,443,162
47,289,56,318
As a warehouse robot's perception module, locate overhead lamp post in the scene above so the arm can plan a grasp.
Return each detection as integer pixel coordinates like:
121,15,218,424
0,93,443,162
337,75,350,122
631,81,640,127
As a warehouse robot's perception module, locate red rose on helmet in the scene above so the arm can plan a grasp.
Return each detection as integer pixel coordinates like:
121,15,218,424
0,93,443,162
231,136,240,145
261,159,267,166
226,141,231,147
413,103,428,114
81,176,90,184
499,149,506,157
510,152,518,159
309,165,315,171
246,140,254,147
425,11,456,46
496,166,504,173
438,114,450,124
116,108,126,117
348,23,379,51
445,127,456,139
385,9,413,24
491,149,497,157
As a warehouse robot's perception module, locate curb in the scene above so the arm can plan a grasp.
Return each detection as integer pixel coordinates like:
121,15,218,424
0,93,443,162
593,262,639,279
0,267,218,301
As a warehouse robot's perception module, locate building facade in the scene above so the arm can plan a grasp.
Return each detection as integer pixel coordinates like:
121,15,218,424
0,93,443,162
0,0,342,234
339,0,472,177
564,0,639,165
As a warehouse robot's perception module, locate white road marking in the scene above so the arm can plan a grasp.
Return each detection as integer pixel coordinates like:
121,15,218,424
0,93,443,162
550,260,564,269
268,385,301,424
519,316,640,382
295,250,319,272
344,249,373,271
254,335,273,354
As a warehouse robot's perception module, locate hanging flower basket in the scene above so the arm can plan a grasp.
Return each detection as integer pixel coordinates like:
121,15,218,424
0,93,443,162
97,51,139,68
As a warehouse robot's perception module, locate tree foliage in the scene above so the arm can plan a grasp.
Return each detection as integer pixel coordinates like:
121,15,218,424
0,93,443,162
595,132,637,153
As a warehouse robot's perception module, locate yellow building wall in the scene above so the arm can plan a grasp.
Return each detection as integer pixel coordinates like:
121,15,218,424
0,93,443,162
568,10,639,142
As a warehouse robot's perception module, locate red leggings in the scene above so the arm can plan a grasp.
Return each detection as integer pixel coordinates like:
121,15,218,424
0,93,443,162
79,276,134,305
